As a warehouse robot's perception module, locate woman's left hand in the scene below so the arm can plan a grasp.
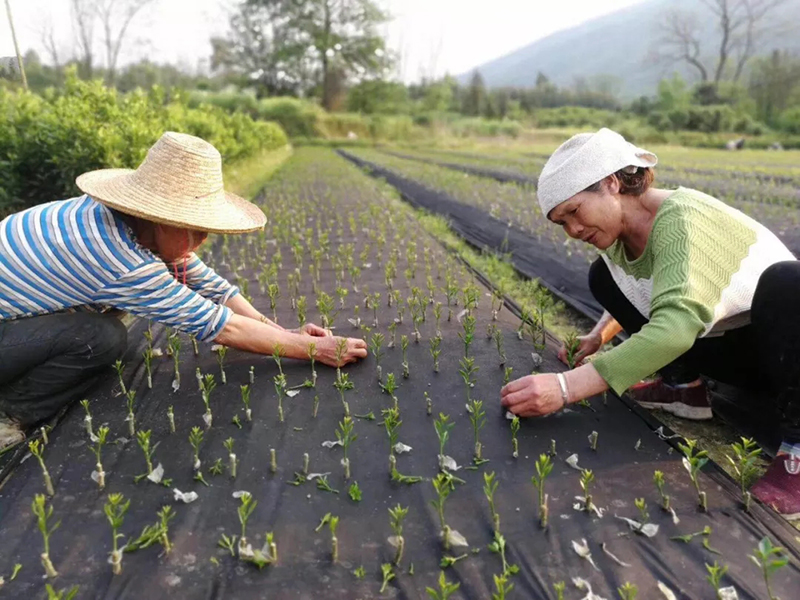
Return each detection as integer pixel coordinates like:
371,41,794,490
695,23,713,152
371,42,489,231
501,373,566,417
292,323,332,337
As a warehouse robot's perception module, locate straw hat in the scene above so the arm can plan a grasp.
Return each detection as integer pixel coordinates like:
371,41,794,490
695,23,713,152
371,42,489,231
537,128,658,217
76,131,267,234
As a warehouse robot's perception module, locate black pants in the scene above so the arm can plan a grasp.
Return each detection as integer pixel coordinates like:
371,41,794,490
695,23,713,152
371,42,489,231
0,312,128,428
589,259,800,442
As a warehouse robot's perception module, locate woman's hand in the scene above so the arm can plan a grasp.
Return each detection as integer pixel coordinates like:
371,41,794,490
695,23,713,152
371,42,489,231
291,323,331,337
313,335,368,367
501,374,565,417
557,332,602,367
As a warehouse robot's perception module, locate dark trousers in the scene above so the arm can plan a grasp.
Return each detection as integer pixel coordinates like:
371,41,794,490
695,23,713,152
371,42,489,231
589,259,800,442
0,312,128,428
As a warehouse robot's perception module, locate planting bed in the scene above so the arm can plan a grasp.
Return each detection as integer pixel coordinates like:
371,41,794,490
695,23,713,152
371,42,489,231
0,148,798,599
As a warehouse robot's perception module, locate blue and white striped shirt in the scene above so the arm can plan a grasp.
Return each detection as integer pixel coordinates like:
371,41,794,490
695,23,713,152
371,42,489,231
0,195,238,341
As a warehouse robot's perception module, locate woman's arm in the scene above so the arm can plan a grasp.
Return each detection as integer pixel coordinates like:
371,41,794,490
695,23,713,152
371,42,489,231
224,293,285,330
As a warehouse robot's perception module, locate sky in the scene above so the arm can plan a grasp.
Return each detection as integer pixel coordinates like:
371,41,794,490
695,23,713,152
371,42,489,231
1,0,646,82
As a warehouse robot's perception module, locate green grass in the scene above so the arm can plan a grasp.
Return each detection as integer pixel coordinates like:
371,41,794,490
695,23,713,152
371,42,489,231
224,145,294,200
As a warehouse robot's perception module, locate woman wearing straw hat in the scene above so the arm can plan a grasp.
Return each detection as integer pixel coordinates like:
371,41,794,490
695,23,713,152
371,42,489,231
0,131,367,448
500,128,800,517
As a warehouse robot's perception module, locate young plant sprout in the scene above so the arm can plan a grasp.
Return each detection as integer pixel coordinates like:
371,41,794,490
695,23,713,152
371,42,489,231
510,416,520,459
388,321,398,348
274,374,287,422
142,347,154,388
237,491,257,555
134,430,160,483
434,413,455,470
336,416,357,479
333,370,354,418
104,493,130,575
388,503,409,566
553,581,566,600
215,345,228,384
380,563,396,594
348,481,362,502
459,357,479,401
383,407,402,461
430,472,456,550
124,389,136,436
634,497,649,523
296,295,307,326
189,427,204,471
484,471,500,533
89,425,110,489
653,470,670,511
224,437,237,478
267,282,280,321
678,438,709,511
401,335,410,378
113,359,127,395
329,515,340,562
426,570,461,600
617,582,638,600
127,506,176,554
32,494,59,578
312,394,320,418
531,454,553,528
196,367,203,391
369,332,385,382
316,291,335,328
429,335,442,373
270,448,277,473
580,469,596,515
503,366,513,385
168,334,181,390
563,332,580,369
249,365,255,385
466,399,487,463
190,333,199,356
305,342,318,388
488,531,519,578
705,561,728,599
80,398,94,440
371,291,381,327
750,536,789,600
589,431,599,451
29,440,55,496
240,384,252,421
494,329,506,367
725,437,762,512
459,314,476,357
434,302,443,337
200,373,217,428
425,391,432,415
492,572,514,600
272,342,285,377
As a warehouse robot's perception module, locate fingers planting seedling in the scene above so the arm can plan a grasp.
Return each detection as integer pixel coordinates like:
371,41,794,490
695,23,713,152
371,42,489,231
104,493,130,575
749,536,789,600
726,437,762,512
32,494,59,578
531,454,553,528
678,438,709,511
29,440,55,496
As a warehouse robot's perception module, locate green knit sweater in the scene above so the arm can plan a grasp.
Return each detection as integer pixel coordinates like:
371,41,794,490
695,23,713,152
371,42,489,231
592,186,796,396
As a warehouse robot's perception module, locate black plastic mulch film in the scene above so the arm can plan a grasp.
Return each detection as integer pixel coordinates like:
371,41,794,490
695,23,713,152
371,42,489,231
0,149,798,600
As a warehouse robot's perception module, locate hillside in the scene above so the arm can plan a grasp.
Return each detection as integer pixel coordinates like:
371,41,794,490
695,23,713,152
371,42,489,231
457,0,800,98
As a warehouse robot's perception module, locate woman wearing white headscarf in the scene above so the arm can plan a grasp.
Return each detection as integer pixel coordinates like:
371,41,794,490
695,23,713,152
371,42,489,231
500,128,800,517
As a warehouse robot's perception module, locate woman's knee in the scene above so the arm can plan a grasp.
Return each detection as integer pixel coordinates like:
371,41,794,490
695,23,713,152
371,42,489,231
754,261,800,316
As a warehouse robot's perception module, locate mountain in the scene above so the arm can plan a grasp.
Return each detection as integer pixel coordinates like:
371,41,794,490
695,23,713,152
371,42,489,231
457,0,800,98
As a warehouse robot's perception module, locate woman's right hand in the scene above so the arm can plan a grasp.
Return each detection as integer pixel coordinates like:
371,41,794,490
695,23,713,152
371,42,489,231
557,332,602,367
312,335,368,367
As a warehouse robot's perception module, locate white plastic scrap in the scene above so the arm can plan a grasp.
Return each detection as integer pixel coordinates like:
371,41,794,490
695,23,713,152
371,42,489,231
285,390,300,398
387,535,402,548
151,348,164,357
321,440,342,449
173,489,198,503
655,426,683,440
505,411,516,420
615,515,659,538
306,472,331,481
232,490,251,499
571,539,600,572
211,344,224,352
146,463,165,484
572,577,607,600
91,469,106,484
719,587,739,600
601,542,631,567
444,529,468,547
669,507,680,525
530,352,543,369
202,413,212,428
438,455,461,471
573,496,606,518
456,309,469,323
393,442,412,454
657,582,678,600
172,379,180,393
565,454,582,470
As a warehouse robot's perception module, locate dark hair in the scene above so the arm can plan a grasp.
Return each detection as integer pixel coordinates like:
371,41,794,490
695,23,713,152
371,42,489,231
583,167,655,197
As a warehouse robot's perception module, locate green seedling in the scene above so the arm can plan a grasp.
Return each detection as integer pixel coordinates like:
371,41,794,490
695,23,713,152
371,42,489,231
494,329,506,366
134,430,160,483
488,531,519,578
90,425,109,489
142,347,154,388
589,431,598,451
308,343,318,388
194,471,209,486
484,471,501,533
348,481,362,502
459,314,476,357
425,391,432,415
224,437,237,478
634,497,649,523
274,374,287,422
267,282,280,321
369,332,385,382
563,332,580,369
510,417,520,459
190,333,199,356
32,494,59,578
531,454,553,528
553,581,566,600
726,437,762,512
434,302,443,337
316,291,335,328
678,438,709,511
388,321,398,348
750,536,789,600
705,561,729,599
296,295,307,326
430,472,456,550
329,516,340,562
215,345,228,384
189,426,203,471
241,385,253,421
429,335,442,373
466,399,487,462
653,470,670,511
336,416,357,479
104,493,130,575
390,455,424,485
45,584,79,600
503,366,513,385
426,570,460,600
168,335,181,389
580,469,596,514
272,342,285,377
492,572,515,600
209,458,224,476
383,407,402,460
270,448,277,473
380,372,400,409
401,335,410,378
237,491,257,553
29,440,55,496
459,356,478,401
80,399,94,440
389,504,409,565
618,582,638,600
380,563,396,593
200,373,216,428
316,475,339,494
167,405,175,433
127,506,175,554
434,413,455,469
125,389,136,436
440,553,467,568
113,359,127,395
333,371,354,418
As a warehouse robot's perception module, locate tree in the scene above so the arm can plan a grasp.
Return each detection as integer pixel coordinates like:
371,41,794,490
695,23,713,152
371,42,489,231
749,49,800,124
94,0,155,84
71,0,96,78
346,79,408,114
462,70,487,116
246,0,391,110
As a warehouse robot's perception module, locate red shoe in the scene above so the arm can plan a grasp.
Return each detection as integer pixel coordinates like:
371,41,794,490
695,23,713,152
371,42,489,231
628,376,713,421
751,454,800,520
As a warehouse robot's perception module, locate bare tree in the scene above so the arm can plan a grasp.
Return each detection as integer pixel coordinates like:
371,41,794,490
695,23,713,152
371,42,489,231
71,0,96,78
730,0,793,81
657,10,709,82
94,0,155,84
37,16,62,69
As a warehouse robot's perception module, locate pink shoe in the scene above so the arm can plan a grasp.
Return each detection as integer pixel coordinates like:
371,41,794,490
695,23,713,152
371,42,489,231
751,454,800,520
628,376,713,421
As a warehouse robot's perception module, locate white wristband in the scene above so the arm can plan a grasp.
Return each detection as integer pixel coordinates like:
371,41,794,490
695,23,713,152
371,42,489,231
556,373,570,409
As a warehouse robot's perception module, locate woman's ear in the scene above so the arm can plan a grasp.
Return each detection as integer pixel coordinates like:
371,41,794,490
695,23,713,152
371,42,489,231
604,174,621,195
